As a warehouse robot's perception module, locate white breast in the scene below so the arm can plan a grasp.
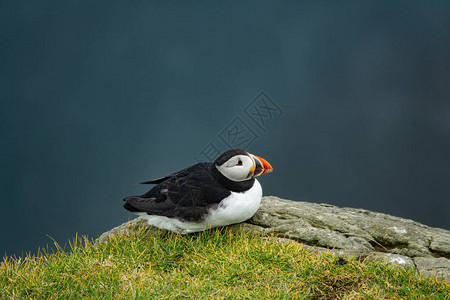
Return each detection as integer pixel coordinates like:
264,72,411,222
138,179,262,234
204,179,262,228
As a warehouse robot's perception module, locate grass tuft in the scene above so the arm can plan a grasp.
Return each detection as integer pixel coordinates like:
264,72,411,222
1,226,449,299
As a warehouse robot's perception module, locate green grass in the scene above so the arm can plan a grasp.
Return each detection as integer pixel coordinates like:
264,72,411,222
1,226,449,299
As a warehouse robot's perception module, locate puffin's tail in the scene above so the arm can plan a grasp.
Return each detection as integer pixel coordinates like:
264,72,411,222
123,196,143,212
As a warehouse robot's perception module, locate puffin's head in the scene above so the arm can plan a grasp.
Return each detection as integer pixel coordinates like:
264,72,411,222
214,149,273,182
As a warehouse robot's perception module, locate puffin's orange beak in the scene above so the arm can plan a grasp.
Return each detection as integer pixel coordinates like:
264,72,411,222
250,154,273,177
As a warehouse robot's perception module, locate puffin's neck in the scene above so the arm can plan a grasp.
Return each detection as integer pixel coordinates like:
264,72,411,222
212,166,255,193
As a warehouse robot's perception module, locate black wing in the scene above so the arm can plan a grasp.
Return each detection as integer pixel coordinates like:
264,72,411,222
123,163,231,222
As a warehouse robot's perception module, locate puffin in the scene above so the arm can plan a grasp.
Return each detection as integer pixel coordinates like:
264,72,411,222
123,149,273,233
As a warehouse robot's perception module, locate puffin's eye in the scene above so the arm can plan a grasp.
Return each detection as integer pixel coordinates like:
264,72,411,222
236,160,243,166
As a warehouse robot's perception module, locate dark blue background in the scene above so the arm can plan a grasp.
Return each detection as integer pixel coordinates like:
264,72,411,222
1,1,449,256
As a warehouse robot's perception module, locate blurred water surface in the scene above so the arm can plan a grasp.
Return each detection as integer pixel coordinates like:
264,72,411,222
1,1,449,256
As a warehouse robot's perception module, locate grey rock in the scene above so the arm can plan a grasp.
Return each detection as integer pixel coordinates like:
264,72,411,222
414,257,450,281
99,196,450,281
430,235,450,256
97,217,148,244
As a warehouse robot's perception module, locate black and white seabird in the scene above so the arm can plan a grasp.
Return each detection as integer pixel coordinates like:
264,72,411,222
123,149,273,233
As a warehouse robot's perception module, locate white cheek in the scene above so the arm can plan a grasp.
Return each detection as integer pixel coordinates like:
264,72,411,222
218,165,248,181
217,155,254,182
226,167,246,181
